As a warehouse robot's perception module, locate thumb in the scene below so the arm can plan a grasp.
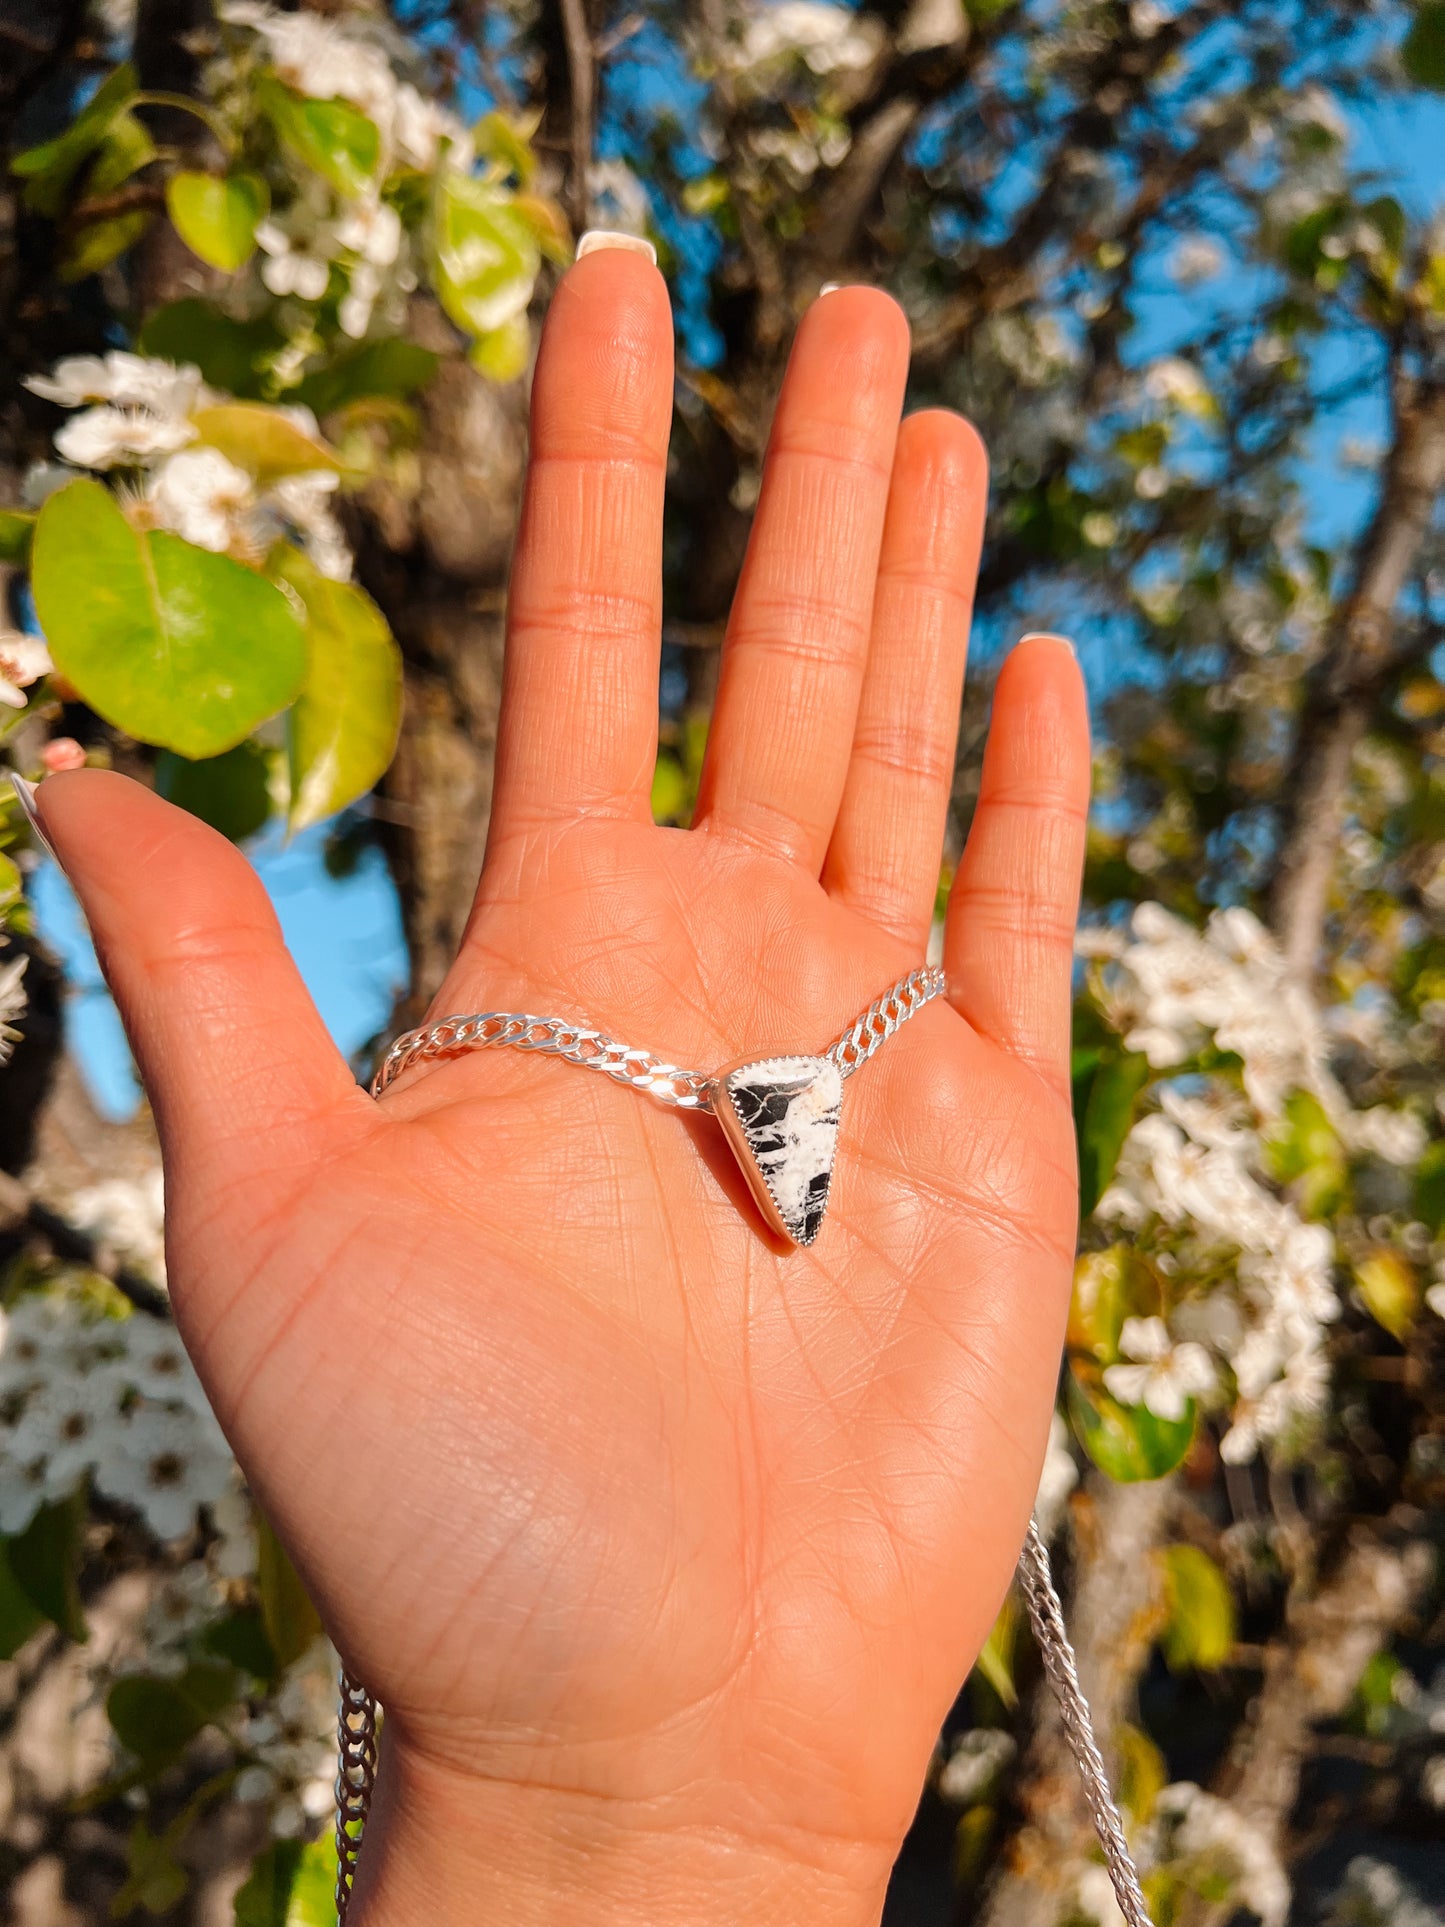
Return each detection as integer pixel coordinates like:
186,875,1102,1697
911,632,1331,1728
20,770,370,1182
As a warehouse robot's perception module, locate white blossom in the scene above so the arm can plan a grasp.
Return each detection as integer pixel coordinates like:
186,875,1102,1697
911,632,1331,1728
54,405,197,470
937,1728,1017,1805
1145,355,1213,415
146,447,258,553
1154,1782,1289,1926
70,1169,166,1281
255,217,332,302
94,1403,233,1540
1104,1315,1216,1420
0,631,52,709
1034,1409,1078,1537
730,1,885,74
1343,1106,1428,1167
26,352,206,419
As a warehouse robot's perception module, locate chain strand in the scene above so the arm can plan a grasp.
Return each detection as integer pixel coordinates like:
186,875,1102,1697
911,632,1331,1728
1017,1517,1155,1927
338,971,1150,1927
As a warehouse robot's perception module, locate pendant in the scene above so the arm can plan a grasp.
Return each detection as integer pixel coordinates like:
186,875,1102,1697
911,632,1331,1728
714,1055,843,1247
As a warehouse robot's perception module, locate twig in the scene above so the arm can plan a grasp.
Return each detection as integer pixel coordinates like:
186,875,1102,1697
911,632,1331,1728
556,0,594,234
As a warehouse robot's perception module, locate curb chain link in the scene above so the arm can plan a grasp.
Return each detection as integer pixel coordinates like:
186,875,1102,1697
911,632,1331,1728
337,970,1151,1927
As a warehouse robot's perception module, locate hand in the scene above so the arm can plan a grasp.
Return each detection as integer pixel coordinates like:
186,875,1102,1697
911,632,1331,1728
35,250,1089,1926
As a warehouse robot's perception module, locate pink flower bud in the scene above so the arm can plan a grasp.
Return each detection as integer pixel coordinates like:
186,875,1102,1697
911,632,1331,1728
41,737,87,774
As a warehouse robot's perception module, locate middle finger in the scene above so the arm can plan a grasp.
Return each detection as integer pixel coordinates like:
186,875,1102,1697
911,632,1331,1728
691,287,910,872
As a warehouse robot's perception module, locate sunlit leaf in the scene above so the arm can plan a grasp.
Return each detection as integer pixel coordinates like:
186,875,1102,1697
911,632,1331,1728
269,546,402,830
468,313,532,380
32,480,306,758
258,75,379,197
474,109,539,184
166,170,269,272
1353,1248,1417,1341
1068,1245,1156,1362
1158,1544,1236,1671
434,169,539,342
234,1837,337,1926
1263,1089,1348,1218
190,403,343,484
972,1592,1019,1710
114,1817,189,1918
1066,1363,1195,1483
1116,1723,1168,1824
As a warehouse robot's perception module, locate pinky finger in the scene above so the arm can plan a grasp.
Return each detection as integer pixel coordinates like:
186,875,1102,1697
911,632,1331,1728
944,635,1090,1095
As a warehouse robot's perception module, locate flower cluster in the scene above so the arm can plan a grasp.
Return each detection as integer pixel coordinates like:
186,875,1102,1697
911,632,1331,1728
231,1644,339,1838
25,350,351,580
1083,904,1428,1462
0,1284,238,1541
215,1,473,343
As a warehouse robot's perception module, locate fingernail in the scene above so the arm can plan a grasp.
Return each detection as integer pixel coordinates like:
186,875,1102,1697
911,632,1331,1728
576,229,657,264
1020,630,1077,659
818,282,842,296
9,772,58,864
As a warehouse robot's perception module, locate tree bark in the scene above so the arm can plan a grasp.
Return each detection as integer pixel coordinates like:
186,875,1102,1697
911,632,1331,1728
978,1474,1174,1927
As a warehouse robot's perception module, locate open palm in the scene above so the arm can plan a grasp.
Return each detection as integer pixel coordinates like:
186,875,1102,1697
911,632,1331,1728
38,249,1089,1925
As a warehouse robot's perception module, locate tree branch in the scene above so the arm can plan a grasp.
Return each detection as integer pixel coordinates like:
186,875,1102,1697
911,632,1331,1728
1268,363,1445,976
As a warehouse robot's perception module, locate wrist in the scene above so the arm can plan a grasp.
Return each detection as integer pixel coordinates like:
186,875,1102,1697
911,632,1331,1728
350,1731,894,1927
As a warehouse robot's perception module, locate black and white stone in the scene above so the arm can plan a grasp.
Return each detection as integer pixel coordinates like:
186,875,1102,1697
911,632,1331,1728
718,1055,843,1247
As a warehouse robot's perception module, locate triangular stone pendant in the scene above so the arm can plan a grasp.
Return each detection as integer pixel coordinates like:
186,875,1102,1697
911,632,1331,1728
715,1055,843,1248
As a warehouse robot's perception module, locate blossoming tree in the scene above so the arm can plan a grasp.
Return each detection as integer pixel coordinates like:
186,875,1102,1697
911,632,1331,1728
1,0,1443,1921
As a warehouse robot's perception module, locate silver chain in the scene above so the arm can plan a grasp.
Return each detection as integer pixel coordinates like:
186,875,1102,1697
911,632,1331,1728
337,969,1150,1926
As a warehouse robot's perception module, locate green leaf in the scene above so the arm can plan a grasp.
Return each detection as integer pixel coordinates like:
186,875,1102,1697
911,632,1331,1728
234,1841,304,1927
6,1489,88,1642
651,750,691,825
234,1833,337,1927
1068,1245,1156,1362
256,1514,321,1671
0,1538,47,1661
201,1605,277,1681
468,314,531,382
156,742,274,842
106,1661,236,1772
139,299,285,400
474,110,538,184
1264,1089,1348,1217
258,75,380,197
0,509,35,565
972,1593,1019,1711
12,63,137,216
290,338,440,418
114,1817,189,1919
1403,3,1445,88
167,170,269,272
84,110,156,196
1354,1248,1417,1341
1413,1138,1445,1234
1158,1544,1236,1671
434,169,539,342
271,546,402,831
190,404,343,485
1066,1364,1195,1483
1075,1050,1150,1219
1116,1723,1168,1824
32,479,307,759
61,210,152,282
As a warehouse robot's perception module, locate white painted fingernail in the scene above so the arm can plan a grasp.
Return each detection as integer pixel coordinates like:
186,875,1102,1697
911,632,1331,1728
576,229,656,263
9,772,58,864
818,282,842,296
1020,630,1077,658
